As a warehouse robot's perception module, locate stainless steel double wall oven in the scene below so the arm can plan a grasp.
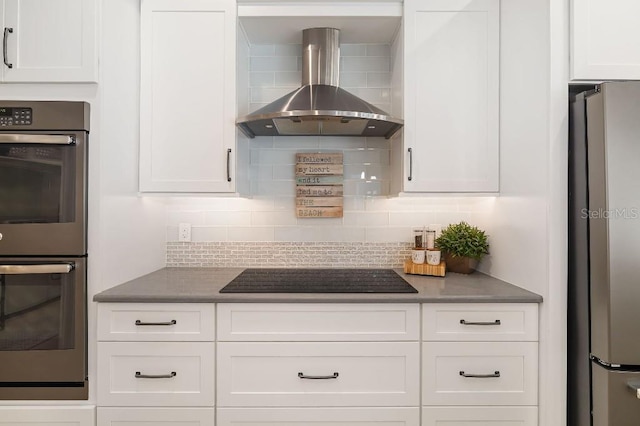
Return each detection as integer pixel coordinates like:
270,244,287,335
0,101,89,400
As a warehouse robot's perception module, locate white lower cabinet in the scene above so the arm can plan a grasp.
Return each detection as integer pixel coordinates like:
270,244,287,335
97,407,215,426
422,407,537,426
422,303,539,426
217,407,420,426
0,406,95,426
96,304,216,426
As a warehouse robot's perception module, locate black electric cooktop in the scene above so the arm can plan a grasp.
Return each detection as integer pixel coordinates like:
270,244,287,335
219,268,418,293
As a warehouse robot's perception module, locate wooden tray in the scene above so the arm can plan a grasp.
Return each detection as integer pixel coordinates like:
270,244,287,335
403,259,446,277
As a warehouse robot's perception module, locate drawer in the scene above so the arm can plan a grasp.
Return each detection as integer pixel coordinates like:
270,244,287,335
97,303,215,342
422,303,538,341
218,407,419,426
97,342,215,406
217,303,420,341
217,342,420,407
422,407,538,426
97,407,214,426
422,342,538,406
0,406,95,426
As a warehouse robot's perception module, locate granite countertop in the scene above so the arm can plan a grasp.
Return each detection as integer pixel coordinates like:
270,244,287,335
93,267,543,304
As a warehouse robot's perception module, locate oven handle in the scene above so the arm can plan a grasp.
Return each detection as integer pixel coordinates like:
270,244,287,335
0,264,74,274
0,134,75,145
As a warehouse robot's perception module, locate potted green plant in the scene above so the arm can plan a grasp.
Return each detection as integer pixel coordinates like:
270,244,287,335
435,221,489,274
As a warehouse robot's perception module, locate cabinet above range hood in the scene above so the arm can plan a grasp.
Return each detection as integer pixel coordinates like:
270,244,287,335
236,28,403,139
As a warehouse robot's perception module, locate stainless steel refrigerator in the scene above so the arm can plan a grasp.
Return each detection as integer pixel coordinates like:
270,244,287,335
569,81,640,426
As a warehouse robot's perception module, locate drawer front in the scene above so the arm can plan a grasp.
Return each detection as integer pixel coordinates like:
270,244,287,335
97,303,215,342
97,407,215,426
422,342,538,406
0,406,95,426
422,407,538,426
217,303,420,341
218,407,419,425
97,342,215,406
422,303,538,341
217,342,420,407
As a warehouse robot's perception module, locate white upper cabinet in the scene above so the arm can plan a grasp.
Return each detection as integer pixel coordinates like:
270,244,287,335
571,0,640,80
139,0,236,193
403,0,499,193
0,0,97,83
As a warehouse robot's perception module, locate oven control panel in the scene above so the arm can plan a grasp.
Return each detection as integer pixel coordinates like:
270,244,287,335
0,107,33,126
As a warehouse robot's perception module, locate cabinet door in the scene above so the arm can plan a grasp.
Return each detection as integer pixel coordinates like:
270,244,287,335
1,0,97,82
403,0,499,192
140,0,236,192
571,0,640,80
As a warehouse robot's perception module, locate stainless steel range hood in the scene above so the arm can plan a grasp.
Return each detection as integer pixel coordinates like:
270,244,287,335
236,28,403,139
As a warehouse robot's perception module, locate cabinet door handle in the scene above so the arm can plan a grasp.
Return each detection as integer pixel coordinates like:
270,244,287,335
226,148,232,182
407,147,413,181
135,319,177,326
459,370,500,378
3,28,13,69
298,372,339,380
459,319,501,326
135,371,177,379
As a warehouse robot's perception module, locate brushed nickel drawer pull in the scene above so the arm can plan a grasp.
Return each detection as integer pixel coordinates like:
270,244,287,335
459,370,500,378
460,319,501,326
135,371,177,379
135,319,177,326
298,372,339,380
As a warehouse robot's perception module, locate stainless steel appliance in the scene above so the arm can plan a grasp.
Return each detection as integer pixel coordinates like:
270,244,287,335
236,28,403,139
0,101,89,256
568,82,640,425
0,101,88,400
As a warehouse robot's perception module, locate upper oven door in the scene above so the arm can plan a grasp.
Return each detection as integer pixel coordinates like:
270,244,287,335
0,131,87,256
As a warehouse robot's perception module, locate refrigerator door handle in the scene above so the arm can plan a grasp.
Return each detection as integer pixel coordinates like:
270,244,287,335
627,380,640,399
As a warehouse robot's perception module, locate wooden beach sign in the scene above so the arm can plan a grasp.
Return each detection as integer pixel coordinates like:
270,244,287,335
295,152,343,218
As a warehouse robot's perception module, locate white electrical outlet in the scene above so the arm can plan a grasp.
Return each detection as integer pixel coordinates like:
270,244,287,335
178,223,191,242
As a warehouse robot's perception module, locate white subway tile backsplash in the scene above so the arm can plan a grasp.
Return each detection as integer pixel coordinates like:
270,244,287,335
340,44,367,57
251,56,299,72
340,72,368,88
251,87,296,103
366,44,391,57
249,72,275,87
343,211,390,227
192,226,228,242
203,211,252,226
366,72,392,88
228,226,275,241
165,41,487,264
274,71,301,87
275,44,301,57
250,44,275,56
341,56,390,72
251,210,298,227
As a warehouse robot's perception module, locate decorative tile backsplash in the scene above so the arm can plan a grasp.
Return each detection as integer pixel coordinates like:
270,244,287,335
167,242,412,268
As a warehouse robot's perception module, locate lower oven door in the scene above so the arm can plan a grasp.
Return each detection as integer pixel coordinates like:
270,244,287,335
0,257,87,399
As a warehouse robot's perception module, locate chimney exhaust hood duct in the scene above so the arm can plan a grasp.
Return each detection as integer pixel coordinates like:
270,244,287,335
236,28,403,139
